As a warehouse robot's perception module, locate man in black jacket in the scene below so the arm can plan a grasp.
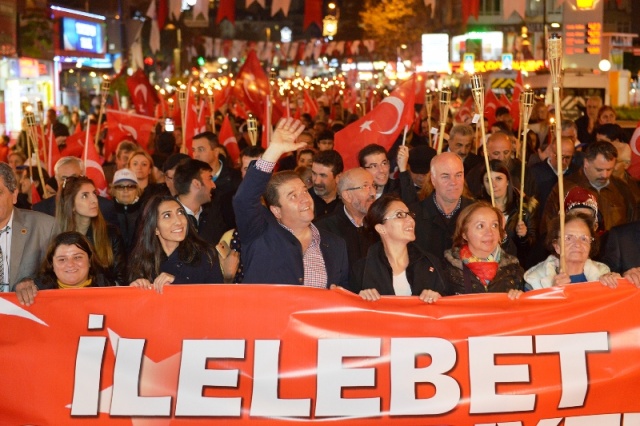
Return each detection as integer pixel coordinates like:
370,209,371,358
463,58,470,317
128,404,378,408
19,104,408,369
412,152,475,261
174,158,230,246
315,167,378,271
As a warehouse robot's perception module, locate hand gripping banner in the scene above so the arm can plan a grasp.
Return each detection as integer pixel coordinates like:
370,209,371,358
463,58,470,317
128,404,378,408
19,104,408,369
2,282,640,425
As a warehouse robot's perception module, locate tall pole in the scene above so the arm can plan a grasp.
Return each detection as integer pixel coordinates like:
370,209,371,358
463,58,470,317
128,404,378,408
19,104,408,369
437,88,451,155
471,74,495,207
548,33,566,274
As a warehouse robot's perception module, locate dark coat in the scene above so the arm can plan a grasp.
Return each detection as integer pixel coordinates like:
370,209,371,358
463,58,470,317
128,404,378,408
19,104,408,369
86,224,127,286
33,194,119,227
529,159,577,216
185,200,230,246
411,193,475,260
159,248,223,284
310,189,343,220
442,247,525,294
600,220,640,274
233,165,349,286
349,241,449,296
213,163,242,228
315,206,378,271
465,158,536,200
113,199,142,254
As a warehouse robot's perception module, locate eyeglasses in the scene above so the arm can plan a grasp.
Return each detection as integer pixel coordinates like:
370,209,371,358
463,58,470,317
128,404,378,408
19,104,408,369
559,234,594,245
345,183,376,192
364,160,389,171
382,210,416,222
114,184,137,191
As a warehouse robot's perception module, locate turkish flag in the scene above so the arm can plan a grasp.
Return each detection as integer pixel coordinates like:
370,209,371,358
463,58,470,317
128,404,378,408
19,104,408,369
455,96,474,124
105,109,157,156
219,115,240,166
83,136,109,197
47,128,61,173
183,83,207,155
216,0,235,24
62,125,97,159
334,76,416,170
126,69,159,117
302,91,319,118
233,50,270,121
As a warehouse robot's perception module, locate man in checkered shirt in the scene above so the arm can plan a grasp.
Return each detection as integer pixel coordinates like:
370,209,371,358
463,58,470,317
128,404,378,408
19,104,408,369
233,118,349,288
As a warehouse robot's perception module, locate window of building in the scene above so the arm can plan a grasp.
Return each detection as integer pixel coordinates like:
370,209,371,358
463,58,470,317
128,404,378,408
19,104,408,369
480,0,501,16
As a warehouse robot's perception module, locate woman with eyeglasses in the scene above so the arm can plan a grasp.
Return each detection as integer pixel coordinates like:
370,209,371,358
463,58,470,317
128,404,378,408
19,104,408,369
442,201,524,297
524,212,619,290
349,194,448,303
56,176,126,286
109,168,142,253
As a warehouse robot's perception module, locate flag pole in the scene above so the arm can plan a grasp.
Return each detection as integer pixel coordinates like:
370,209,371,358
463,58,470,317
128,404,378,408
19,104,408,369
437,88,451,155
424,90,433,147
548,33,566,274
471,74,495,207
247,115,258,146
95,78,110,153
24,112,47,192
178,85,188,155
36,101,48,169
518,89,535,223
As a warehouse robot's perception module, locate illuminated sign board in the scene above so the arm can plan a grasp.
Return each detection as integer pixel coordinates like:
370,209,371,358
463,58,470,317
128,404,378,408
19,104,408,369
564,22,601,55
421,33,450,73
61,17,105,55
451,31,504,62
452,60,545,74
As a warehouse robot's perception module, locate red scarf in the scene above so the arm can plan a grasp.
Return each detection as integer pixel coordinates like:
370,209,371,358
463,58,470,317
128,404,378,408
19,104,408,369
460,245,499,287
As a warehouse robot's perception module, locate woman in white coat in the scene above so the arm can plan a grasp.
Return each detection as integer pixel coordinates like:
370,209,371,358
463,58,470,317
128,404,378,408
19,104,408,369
525,213,619,290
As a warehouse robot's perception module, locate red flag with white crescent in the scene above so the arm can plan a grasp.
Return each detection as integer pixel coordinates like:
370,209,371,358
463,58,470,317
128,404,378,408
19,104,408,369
627,124,640,180
83,135,109,197
126,69,159,117
219,115,240,166
334,76,416,170
484,89,502,128
105,109,158,157
454,96,474,124
233,50,270,121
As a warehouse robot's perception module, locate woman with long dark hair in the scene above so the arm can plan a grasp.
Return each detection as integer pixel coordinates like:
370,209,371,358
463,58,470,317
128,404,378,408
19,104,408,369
56,176,126,285
479,159,537,265
128,195,237,292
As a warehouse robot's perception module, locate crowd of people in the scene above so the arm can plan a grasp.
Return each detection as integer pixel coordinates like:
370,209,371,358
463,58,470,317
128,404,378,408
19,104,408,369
5,92,640,307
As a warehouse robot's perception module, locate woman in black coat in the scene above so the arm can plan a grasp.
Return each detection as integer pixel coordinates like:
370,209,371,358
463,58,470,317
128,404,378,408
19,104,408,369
350,194,448,303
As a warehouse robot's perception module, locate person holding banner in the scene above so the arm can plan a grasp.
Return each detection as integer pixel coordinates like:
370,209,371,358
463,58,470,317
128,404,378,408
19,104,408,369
56,176,126,287
350,194,447,302
442,201,524,297
128,195,237,292
32,232,112,291
524,213,619,290
233,118,349,287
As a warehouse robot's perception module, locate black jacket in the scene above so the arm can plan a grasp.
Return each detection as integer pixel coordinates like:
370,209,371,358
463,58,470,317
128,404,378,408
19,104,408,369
411,193,475,260
86,224,127,286
600,220,640,274
159,248,223,284
315,206,378,270
442,247,524,294
113,199,142,254
185,200,231,246
349,242,449,296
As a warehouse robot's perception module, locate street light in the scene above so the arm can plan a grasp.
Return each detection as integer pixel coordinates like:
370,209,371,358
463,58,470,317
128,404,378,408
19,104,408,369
323,2,339,37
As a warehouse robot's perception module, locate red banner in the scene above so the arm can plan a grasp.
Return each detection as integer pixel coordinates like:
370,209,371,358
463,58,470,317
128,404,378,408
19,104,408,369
2,282,640,424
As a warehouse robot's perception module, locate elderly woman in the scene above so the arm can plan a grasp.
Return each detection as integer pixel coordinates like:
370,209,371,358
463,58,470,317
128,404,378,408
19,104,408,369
14,232,113,304
442,201,524,298
524,213,619,290
349,194,448,303
109,168,142,253
128,195,238,292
